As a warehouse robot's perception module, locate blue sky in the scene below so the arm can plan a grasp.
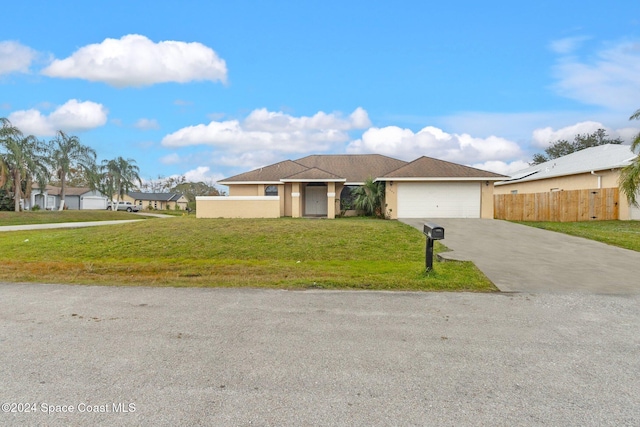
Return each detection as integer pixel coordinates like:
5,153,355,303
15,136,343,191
2,0,640,185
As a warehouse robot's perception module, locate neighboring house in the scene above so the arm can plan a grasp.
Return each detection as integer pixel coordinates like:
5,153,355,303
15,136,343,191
495,144,640,220
28,185,108,210
197,154,506,219
123,192,189,210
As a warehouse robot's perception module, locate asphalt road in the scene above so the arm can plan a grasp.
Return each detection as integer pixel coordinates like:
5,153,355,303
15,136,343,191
1,284,638,426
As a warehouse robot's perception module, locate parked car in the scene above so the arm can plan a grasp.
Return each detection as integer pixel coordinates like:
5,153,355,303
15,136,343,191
106,201,139,212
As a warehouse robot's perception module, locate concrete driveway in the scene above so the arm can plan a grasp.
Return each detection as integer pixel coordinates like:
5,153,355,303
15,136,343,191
400,218,640,294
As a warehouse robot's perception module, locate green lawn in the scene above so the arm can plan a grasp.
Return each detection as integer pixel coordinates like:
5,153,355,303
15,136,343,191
517,220,640,252
0,210,152,225
0,217,495,292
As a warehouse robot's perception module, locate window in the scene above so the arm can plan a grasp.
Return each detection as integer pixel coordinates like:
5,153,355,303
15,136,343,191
265,185,278,196
340,186,358,211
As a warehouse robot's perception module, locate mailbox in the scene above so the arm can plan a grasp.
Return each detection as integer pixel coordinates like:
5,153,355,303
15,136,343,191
423,222,444,272
423,222,444,240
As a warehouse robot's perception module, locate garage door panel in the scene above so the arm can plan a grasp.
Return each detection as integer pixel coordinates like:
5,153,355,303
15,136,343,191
397,182,480,218
81,196,107,210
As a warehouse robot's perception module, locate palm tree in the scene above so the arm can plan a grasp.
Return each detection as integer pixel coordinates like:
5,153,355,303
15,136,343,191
620,109,640,207
351,177,386,218
101,157,142,204
0,119,49,212
0,118,17,188
48,131,97,210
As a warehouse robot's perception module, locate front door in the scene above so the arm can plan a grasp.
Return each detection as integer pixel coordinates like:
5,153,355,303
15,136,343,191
305,185,328,216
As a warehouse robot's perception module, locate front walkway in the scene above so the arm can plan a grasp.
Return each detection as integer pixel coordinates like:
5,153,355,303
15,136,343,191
401,218,640,293
0,219,143,232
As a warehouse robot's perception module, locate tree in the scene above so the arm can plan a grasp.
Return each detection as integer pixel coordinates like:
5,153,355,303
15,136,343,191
0,119,49,212
620,109,640,207
0,118,49,211
172,180,223,210
531,128,623,165
48,131,97,210
98,157,142,204
351,177,386,218
140,175,187,193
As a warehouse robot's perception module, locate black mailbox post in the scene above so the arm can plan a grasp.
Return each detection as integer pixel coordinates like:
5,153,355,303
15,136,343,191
423,222,445,271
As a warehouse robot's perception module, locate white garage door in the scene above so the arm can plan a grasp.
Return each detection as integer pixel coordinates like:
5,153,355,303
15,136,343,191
81,196,107,210
397,182,481,218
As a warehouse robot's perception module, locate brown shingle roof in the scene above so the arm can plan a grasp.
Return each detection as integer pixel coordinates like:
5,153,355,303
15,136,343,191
33,185,92,195
282,167,344,181
220,160,309,183
295,154,407,183
219,154,506,184
383,156,508,179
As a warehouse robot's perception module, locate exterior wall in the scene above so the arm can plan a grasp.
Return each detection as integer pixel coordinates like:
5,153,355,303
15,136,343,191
327,182,336,219
494,170,620,195
480,182,494,219
196,196,280,218
228,185,260,196
631,201,640,220
291,183,301,218
284,183,292,217
385,181,399,219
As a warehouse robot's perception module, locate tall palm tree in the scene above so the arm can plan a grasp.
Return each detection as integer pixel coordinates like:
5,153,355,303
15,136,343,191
49,130,97,210
0,119,49,212
0,118,17,190
620,109,640,207
101,157,142,204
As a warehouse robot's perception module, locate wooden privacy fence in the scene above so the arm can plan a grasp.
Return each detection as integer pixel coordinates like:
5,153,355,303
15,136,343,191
494,188,619,222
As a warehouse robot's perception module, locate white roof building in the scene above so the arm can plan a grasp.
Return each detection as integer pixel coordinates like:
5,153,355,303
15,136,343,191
497,144,637,186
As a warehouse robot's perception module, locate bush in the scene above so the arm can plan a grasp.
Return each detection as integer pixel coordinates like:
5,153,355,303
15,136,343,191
31,204,41,211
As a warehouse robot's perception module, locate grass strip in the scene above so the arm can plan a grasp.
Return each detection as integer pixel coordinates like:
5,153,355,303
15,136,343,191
516,220,640,252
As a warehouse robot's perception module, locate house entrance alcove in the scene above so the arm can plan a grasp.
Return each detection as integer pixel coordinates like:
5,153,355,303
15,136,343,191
304,183,328,216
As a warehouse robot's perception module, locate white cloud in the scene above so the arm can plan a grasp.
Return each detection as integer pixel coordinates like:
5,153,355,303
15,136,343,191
243,107,370,132
471,160,531,176
530,121,638,148
41,34,227,87
549,36,590,54
8,99,108,136
161,107,370,153
553,40,640,110
180,166,224,184
160,153,181,165
531,121,604,148
134,118,159,130
346,125,524,165
216,151,283,170
0,41,37,75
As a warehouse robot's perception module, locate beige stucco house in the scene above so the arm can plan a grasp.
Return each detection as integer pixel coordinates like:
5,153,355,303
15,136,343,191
123,192,189,211
495,144,640,220
197,154,506,219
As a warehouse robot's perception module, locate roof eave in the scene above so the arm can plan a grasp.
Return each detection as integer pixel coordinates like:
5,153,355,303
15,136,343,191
280,178,346,183
377,177,506,181
218,181,282,185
